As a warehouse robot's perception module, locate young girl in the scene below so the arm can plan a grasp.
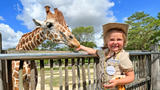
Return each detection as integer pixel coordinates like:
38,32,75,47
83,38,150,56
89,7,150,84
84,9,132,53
76,23,134,90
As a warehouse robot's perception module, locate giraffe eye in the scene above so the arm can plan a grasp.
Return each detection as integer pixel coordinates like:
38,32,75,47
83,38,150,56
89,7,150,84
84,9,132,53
46,22,53,28
69,35,73,39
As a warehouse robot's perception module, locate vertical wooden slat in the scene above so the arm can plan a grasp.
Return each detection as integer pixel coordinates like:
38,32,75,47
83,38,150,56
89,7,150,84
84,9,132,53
147,55,151,90
50,59,54,90
82,58,86,90
139,56,141,78
140,56,144,78
95,58,100,89
72,58,76,90
2,50,10,90
136,56,139,80
77,58,81,90
137,56,139,80
40,60,45,90
30,60,36,90
142,55,146,77
93,58,96,90
135,56,138,80
19,61,23,90
65,59,69,90
7,60,12,90
59,59,63,90
139,56,142,78
87,58,91,90
144,55,147,76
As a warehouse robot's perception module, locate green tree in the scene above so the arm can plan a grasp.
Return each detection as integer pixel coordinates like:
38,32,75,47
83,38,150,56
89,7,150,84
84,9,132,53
41,40,57,50
72,26,97,48
125,12,160,50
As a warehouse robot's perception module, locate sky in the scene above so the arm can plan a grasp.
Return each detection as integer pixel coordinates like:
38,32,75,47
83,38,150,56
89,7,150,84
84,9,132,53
0,0,160,50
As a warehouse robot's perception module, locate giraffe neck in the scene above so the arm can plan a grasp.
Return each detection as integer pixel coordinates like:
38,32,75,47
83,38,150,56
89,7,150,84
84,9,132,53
16,28,47,50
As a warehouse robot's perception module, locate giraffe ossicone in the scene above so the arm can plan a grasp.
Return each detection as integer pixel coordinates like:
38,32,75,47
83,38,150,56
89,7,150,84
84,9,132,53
13,6,80,90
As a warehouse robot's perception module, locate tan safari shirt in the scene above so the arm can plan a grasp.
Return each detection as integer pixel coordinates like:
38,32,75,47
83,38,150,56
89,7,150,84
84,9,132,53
96,49,133,90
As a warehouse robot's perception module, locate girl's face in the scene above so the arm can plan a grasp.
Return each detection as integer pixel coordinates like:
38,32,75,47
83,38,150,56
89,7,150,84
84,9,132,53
106,31,124,53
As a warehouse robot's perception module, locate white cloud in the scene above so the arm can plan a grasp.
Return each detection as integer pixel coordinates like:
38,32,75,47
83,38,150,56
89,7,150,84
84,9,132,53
0,23,23,50
16,0,116,47
123,17,128,22
0,16,4,21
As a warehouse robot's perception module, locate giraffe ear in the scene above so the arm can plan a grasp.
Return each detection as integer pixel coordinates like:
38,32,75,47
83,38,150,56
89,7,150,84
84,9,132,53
32,19,43,26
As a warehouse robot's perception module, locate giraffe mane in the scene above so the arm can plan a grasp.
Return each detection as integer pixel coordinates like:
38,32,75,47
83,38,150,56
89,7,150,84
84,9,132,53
21,27,42,38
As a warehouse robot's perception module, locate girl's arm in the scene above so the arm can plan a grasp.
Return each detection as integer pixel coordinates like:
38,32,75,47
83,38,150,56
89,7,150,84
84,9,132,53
103,71,134,88
116,71,134,85
76,45,97,55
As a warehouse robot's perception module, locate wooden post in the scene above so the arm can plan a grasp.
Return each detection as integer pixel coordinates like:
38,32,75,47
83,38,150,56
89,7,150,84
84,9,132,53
77,58,81,90
0,33,11,90
72,58,76,90
58,59,63,90
65,59,69,90
87,58,91,90
40,60,45,90
50,59,54,90
0,32,4,90
82,58,87,90
151,44,160,90
7,58,12,90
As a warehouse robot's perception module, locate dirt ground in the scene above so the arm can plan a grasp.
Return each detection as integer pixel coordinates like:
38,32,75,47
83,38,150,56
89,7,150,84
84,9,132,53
36,68,94,90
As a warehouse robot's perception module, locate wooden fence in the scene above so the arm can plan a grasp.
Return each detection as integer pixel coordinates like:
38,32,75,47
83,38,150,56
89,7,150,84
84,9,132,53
0,50,159,90
0,33,160,90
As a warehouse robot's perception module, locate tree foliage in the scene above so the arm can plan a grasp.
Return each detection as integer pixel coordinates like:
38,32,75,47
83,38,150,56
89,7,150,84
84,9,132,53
40,40,57,50
72,26,94,42
72,26,97,48
125,12,160,50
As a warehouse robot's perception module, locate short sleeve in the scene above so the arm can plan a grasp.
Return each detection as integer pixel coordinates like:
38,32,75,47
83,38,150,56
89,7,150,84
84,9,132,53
118,51,133,72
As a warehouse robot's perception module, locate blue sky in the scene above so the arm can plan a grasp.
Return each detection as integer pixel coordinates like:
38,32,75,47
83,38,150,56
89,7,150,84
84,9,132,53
111,0,160,21
0,0,160,49
0,0,27,32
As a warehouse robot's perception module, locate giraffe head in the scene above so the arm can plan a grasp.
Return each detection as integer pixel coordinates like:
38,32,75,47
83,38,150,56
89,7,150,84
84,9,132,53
33,6,80,48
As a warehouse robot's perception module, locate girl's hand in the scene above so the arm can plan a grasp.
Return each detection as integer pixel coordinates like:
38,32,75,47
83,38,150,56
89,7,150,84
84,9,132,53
103,79,118,89
75,45,97,55
76,45,86,51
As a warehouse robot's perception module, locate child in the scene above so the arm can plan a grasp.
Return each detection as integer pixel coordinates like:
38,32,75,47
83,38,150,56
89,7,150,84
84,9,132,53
76,23,134,90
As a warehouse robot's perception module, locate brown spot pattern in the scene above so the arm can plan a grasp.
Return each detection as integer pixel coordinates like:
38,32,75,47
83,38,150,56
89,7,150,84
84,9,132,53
54,34,58,38
13,71,19,78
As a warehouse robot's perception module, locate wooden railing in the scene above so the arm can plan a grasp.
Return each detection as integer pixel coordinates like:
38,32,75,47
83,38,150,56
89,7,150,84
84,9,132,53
0,51,157,90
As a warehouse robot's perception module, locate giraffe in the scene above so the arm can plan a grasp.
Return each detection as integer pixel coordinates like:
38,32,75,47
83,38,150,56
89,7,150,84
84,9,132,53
12,6,80,90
